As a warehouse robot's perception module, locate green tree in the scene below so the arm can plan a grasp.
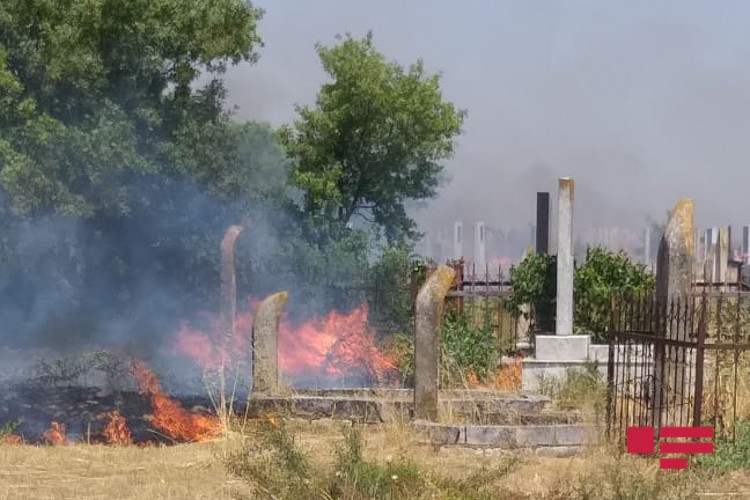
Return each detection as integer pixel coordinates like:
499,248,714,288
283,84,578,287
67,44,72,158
0,0,267,345
279,32,466,244
0,0,264,217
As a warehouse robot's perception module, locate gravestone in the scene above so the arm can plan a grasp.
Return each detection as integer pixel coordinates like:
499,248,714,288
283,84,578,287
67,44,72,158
536,192,550,255
220,225,244,352
653,198,694,427
555,177,574,337
252,291,289,395
414,265,456,421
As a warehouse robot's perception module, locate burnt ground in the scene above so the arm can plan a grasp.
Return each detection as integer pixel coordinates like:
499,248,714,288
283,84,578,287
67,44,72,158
0,346,232,444
0,383,220,444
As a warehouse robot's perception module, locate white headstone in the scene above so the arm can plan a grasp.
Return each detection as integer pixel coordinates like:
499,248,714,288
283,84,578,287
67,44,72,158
474,221,486,271
453,221,463,260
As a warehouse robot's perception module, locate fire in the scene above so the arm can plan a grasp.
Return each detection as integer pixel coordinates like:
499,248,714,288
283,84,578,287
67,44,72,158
465,354,523,391
43,422,68,445
265,412,279,428
2,434,22,445
98,410,133,445
133,362,220,442
174,311,253,370
174,300,398,387
278,304,397,385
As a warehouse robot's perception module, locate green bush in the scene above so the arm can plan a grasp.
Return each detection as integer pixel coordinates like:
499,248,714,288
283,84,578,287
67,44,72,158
440,307,501,386
384,306,501,388
505,247,655,343
505,253,557,333
574,247,654,343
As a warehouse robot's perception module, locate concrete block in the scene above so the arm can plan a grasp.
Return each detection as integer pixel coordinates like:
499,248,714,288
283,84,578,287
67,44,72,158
515,426,556,447
535,335,590,361
464,426,517,447
588,344,609,363
521,360,591,392
553,425,590,446
411,420,464,445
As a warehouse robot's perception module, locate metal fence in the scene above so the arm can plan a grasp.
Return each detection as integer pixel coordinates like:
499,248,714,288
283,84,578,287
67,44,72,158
607,290,750,443
443,259,518,354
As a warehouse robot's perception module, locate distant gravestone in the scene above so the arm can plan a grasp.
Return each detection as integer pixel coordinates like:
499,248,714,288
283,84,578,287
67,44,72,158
414,265,456,421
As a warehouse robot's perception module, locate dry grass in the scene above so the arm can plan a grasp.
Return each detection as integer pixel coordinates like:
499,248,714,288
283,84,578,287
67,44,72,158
4,420,750,499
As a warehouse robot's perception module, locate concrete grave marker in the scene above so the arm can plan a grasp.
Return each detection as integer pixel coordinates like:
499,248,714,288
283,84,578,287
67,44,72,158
414,265,456,421
252,291,289,395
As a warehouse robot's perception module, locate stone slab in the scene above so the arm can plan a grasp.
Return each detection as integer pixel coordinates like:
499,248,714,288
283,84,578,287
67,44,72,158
534,335,590,361
410,421,597,449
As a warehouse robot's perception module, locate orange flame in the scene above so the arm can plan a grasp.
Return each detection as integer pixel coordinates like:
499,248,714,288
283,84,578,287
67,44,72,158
265,412,279,428
43,422,68,445
2,434,22,445
278,303,397,385
465,354,523,391
174,301,398,387
133,362,220,442
98,410,133,445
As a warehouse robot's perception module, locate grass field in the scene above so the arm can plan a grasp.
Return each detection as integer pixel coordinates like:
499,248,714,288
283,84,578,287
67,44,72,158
3,419,750,500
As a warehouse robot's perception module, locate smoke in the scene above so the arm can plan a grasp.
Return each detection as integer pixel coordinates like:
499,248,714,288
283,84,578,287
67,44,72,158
227,0,750,240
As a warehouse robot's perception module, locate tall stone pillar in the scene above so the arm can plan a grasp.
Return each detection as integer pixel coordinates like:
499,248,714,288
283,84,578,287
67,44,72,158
556,177,574,337
252,291,288,395
522,177,589,392
414,265,456,421
220,225,244,369
653,198,694,428
742,225,750,262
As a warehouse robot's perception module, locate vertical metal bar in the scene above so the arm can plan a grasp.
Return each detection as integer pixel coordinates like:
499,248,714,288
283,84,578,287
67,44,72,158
713,292,723,432
686,294,696,425
606,291,617,441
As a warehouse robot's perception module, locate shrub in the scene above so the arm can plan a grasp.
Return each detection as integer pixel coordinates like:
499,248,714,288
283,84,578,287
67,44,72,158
505,253,557,333
384,306,501,388
505,247,655,343
574,247,654,343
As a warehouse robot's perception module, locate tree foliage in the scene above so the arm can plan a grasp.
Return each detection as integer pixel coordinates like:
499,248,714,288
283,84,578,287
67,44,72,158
279,32,466,244
0,0,264,217
0,2,462,351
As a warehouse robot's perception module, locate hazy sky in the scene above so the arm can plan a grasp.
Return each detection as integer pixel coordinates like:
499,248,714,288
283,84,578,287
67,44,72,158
221,0,750,234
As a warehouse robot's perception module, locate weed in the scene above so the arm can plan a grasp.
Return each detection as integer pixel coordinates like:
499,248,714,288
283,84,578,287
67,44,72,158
694,419,750,474
538,360,607,420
